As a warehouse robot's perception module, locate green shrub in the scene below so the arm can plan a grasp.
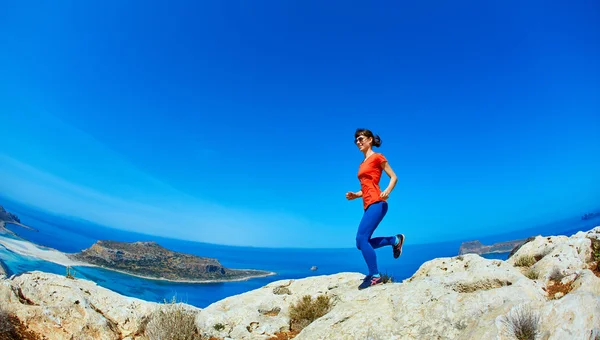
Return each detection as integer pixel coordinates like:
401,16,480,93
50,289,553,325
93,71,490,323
288,294,332,332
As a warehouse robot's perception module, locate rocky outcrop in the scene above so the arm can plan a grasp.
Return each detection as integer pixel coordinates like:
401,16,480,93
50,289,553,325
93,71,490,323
0,271,162,339
197,226,600,340
69,240,273,282
458,238,526,255
2,227,599,340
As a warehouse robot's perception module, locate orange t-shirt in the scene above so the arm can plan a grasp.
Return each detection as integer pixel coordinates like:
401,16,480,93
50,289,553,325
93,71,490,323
358,153,388,210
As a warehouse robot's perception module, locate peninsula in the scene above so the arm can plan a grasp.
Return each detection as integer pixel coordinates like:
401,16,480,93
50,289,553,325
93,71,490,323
458,238,526,255
68,240,274,282
0,205,37,234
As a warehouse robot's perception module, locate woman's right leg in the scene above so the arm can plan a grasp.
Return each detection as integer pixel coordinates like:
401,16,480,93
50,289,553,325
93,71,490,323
355,202,387,276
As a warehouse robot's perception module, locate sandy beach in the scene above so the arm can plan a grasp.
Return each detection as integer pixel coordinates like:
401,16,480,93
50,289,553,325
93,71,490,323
0,234,90,267
0,233,276,283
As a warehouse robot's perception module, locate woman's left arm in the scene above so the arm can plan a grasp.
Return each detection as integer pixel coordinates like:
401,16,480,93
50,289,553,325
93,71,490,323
380,161,398,199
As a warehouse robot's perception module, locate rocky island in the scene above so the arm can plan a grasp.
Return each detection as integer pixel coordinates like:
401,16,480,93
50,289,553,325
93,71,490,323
458,238,526,255
68,240,274,282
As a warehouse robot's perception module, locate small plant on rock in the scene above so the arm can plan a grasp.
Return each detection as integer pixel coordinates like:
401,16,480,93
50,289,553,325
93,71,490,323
500,305,540,340
515,255,536,267
525,268,540,280
65,266,76,280
548,267,565,282
588,237,600,256
145,296,201,340
288,294,332,332
380,272,393,284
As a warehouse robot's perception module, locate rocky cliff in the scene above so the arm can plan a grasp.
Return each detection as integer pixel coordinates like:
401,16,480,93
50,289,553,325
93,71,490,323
1,227,599,340
69,240,273,282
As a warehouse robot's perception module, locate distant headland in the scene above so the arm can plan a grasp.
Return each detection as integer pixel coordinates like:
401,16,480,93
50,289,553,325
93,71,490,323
582,212,600,220
458,239,526,256
0,205,37,234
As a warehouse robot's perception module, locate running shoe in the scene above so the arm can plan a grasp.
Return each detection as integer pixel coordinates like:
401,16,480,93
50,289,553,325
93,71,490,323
358,275,382,290
393,234,405,259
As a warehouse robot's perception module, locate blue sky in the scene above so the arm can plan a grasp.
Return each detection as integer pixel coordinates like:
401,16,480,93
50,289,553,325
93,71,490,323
0,1,599,248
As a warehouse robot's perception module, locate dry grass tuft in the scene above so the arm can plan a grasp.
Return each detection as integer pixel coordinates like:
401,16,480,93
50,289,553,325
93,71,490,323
380,272,394,284
590,237,600,261
288,294,332,332
514,255,536,267
65,266,76,280
548,267,565,282
145,297,201,340
524,268,540,280
500,305,540,340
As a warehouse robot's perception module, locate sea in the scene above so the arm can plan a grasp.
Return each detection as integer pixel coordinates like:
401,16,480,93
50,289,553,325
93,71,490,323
1,200,599,309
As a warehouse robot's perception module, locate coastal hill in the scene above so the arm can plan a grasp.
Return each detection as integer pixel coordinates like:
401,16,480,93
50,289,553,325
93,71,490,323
458,238,526,255
68,240,273,282
1,227,599,339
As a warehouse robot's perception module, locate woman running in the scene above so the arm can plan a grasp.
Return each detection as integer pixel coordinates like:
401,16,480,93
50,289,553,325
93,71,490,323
346,128,405,290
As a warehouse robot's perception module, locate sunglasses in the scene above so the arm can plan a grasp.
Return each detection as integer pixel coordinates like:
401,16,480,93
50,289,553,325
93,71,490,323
354,136,367,144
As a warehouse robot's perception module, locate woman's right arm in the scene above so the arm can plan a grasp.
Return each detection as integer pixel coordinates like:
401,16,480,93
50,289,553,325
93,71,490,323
346,190,363,200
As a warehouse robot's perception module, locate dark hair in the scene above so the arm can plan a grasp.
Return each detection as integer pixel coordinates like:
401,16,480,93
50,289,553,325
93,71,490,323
355,128,382,147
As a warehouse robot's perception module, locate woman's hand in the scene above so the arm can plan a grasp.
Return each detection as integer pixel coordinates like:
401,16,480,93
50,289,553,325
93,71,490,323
380,190,390,200
346,191,361,200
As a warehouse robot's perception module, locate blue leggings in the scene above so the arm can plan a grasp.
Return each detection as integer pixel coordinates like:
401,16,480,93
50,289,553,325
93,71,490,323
355,201,396,276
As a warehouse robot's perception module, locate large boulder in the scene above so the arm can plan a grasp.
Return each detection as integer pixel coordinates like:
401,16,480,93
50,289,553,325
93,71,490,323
0,271,163,340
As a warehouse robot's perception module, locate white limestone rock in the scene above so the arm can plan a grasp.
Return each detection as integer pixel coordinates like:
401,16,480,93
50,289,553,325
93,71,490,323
196,227,600,340
0,271,167,340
